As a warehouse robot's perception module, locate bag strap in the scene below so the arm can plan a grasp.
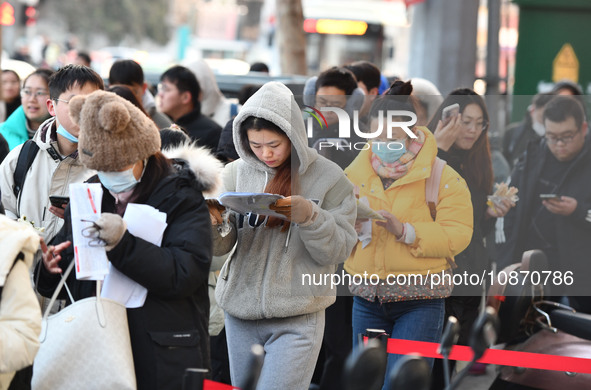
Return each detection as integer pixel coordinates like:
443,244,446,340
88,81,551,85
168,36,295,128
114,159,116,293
12,140,40,198
425,157,457,269
40,260,105,341
425,157,446,220
41,260,76,323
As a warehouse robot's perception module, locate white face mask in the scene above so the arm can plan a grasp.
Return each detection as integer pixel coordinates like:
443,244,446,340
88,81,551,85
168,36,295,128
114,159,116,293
98,167,139,194
532,121,546,137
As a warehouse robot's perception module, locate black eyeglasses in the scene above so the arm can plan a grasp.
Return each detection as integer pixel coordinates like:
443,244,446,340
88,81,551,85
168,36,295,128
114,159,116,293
80,219,107,247
461,119,489,132
545,130,580,145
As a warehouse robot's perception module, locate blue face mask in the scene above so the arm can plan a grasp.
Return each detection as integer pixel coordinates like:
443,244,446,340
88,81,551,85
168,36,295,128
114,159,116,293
97,167,139,194
372,141,406,163
56,125,78,144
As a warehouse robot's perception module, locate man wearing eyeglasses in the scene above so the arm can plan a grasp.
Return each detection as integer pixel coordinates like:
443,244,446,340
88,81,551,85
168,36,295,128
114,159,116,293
501,95,591,313
0,65,104,243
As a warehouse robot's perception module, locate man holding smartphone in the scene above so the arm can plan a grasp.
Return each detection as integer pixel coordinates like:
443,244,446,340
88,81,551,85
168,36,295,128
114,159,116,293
0,65,104,243
500,95,591,313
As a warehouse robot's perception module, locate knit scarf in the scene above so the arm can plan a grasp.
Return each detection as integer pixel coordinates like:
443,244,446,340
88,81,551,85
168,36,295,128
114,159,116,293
370,130,425,181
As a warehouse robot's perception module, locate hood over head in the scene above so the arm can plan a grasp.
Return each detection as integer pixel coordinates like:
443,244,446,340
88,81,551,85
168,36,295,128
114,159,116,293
232,81,317,175
184,59,225,118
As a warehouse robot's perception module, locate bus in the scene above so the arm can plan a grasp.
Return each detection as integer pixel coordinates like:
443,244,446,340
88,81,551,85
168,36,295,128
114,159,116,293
256,0,410,76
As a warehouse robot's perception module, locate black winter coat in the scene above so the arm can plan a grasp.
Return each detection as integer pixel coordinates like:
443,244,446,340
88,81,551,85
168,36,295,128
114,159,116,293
36,159,213,390
500,137,591,297
175,104,222,151
438,148,494,295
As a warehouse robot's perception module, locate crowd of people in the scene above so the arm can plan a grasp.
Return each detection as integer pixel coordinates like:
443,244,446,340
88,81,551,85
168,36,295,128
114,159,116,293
0,52,590,390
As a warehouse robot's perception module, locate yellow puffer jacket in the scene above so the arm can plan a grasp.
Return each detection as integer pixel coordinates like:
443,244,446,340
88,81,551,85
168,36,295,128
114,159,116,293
344,127,473,279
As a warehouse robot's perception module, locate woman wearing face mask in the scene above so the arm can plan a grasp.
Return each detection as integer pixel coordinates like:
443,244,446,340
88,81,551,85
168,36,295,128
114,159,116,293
0,69,53,150
427,89,515,382
344,81,473,390
35,90,221,390
211,81,357,390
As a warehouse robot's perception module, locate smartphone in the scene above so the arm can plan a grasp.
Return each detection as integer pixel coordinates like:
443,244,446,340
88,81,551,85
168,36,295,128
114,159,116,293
442,103,460,124
49,195,70,208
539,194,561,200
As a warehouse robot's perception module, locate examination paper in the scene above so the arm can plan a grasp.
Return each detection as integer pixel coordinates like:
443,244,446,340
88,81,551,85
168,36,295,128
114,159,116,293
218,192,287,219
69,183,109,280
101,203,167,308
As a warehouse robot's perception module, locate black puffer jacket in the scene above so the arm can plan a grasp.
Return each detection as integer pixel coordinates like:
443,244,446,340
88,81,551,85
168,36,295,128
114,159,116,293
175,103,222,151
36,152,220,390
438,148,495,295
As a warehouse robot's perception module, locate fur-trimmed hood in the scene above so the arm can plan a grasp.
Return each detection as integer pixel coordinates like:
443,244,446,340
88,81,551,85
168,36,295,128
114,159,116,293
162,142,224,198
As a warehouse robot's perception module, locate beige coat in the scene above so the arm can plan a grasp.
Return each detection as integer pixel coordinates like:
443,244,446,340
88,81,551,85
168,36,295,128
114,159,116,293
0,215,41,389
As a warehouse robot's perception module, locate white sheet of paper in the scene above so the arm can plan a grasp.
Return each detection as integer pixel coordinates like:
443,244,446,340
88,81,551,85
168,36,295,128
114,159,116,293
101,203,167,308
69,183,109,280
357,197,373,249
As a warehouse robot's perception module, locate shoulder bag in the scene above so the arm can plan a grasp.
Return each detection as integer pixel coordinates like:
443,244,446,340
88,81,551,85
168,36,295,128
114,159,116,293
32,260,136,390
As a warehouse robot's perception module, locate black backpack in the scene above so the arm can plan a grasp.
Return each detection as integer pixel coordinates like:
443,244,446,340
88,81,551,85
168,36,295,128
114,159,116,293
12,140,40,199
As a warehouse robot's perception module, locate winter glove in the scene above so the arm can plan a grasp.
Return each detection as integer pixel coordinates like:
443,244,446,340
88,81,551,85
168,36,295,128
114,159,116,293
90,213,127,251
207,199,226,225
269,196,317,225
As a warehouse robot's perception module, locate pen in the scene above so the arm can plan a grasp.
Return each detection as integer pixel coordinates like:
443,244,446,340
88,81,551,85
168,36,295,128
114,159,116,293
87,187,97,214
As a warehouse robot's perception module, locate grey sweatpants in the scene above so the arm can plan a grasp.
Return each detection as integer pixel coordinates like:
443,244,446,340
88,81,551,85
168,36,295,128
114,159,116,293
224,310,325,390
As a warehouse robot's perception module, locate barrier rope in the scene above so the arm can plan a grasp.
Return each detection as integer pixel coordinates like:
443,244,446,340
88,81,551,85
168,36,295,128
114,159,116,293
363,337,591,374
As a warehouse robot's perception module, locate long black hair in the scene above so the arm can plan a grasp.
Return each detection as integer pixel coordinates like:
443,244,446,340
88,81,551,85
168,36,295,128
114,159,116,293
131,152,173,204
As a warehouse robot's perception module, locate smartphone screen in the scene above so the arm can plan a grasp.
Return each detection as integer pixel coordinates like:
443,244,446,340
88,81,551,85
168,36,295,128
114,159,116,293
442,103,460,124
539,194,560,200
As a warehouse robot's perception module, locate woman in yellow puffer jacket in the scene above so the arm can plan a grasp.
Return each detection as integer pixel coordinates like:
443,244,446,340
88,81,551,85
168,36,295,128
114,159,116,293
343,81,473,390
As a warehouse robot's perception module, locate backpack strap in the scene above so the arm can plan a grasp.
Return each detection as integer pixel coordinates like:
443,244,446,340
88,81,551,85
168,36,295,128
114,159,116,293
12,140,40,198
425,157,457,269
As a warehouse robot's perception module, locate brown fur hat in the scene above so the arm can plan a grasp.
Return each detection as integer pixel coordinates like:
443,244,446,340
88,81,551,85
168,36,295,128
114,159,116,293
69,90,161,171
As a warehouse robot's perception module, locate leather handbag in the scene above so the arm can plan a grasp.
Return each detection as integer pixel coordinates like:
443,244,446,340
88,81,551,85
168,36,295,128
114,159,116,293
32,260,136,390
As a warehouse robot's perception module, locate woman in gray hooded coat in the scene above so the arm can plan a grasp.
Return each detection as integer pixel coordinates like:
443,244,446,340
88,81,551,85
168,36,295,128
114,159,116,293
212,81,357,389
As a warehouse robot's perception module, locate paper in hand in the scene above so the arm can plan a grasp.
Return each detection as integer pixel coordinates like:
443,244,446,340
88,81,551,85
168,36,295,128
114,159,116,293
101,203,167,308
357,197,374,248
356,199,386,220
218,192,287,219
69,183,109,280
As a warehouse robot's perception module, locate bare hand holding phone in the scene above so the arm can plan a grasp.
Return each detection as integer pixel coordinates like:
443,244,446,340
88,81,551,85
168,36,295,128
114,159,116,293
434,104,463,152
542,195,577,216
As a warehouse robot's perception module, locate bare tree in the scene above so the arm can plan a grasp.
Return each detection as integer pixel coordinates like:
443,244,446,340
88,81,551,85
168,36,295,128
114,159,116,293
275,0,307,75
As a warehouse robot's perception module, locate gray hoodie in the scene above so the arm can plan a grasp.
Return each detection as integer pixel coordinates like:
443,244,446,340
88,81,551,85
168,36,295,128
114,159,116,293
214,82,357,320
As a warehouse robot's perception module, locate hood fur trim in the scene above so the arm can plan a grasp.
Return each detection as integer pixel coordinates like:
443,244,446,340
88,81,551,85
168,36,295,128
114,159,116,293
162,142,224,197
